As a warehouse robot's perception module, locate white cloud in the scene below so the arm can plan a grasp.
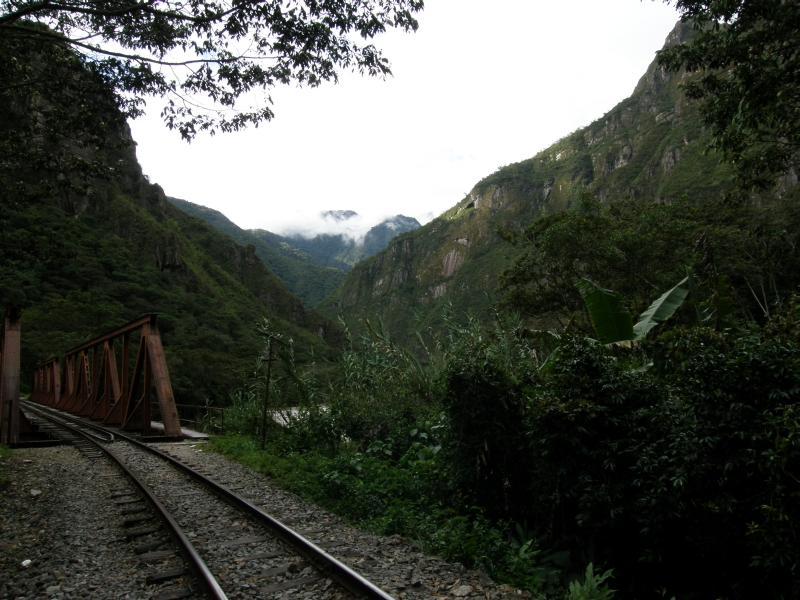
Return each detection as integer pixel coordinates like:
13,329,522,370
278,211,373,242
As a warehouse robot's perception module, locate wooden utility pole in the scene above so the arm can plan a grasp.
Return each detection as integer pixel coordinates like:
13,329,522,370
259,333,287,450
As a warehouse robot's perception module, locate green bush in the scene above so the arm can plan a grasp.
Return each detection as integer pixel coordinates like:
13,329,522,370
439,314,537,520
566,564,615,600
215,306,800,599
521,330,800,598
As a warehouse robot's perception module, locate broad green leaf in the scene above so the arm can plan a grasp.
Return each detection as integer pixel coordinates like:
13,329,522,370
633,276,690,340
575,279,634,344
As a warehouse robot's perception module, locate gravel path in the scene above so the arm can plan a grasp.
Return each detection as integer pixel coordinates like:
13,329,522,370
1,440,529,600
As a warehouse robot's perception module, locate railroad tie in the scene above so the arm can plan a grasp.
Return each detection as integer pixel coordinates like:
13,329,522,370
261,561,309,577
145,568,188,585
138,549,176,562
121,506,148,515
259,575,325,595
135,539,170,554
123,515,154,527
126,526,159,539
218,535,270,548
151,587,192,600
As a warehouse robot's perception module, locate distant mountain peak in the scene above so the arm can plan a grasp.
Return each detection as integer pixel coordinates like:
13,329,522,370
320,210,359,221
281,213,420,271
382,215,420,231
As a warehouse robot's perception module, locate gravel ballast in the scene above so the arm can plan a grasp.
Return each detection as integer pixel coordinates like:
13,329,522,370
0,445,194,600
1,439,531,600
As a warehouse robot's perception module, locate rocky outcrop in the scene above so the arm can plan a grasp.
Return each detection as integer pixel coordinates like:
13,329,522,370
442,249,463,277
153,232,186,272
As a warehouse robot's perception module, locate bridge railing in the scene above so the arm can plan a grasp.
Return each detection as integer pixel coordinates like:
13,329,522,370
30,358,60,406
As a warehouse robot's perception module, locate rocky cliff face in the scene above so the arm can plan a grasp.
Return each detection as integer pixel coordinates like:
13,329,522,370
318,22,734,339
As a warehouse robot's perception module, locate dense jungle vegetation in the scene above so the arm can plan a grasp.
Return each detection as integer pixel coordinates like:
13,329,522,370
210,190,800,599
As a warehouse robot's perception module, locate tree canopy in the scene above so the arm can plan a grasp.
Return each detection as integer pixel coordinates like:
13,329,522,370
659,0,800,191
0,0,424,139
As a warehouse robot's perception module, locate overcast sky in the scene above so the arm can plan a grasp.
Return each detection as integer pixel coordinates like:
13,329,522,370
128,0,681,238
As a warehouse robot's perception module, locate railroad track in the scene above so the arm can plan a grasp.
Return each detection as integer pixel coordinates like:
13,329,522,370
20,400,395,600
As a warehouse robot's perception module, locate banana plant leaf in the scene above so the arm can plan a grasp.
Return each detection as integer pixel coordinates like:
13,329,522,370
633,276,690,340
576,278,634,344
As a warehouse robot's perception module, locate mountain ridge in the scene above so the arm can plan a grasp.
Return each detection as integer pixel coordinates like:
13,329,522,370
4,65,343,404
168,197,347,308
315,21,738,340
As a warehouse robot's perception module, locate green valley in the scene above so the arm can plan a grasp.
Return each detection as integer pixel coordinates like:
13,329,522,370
170,199,421,308
280,213,422,272
0,40,342,405
11,167,343,405
168,197,348,308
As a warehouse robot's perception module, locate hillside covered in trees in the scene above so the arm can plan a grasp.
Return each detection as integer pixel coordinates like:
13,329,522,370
1,37,343,405
170,199,420,308
317,22,798,340
169,197,348,308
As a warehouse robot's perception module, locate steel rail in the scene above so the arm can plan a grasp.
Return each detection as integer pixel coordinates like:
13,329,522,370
23,400,396,600
22,402,228,600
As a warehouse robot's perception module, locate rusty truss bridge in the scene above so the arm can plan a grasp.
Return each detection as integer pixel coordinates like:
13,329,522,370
1,311,183,445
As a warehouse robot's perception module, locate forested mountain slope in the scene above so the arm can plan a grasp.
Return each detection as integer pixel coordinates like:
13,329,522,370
317,22,749,339
15,158,343,404
169,197,346,307
2,48,343,404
